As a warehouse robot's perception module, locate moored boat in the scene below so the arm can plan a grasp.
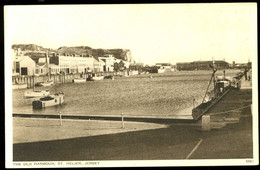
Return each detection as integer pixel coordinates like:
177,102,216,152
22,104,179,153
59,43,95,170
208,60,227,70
35,80,54,87
32,92,65,109
192,65,232,120
73,78,86,83
88,76,104,81
12,83,27,90
104,75,114,80
24,90,50,98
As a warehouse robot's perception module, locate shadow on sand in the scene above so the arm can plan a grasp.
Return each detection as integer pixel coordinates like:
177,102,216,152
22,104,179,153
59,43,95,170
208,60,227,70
13,116,252,161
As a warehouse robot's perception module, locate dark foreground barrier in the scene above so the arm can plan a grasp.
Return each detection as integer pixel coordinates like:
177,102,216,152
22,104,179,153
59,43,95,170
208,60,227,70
12,113,197,124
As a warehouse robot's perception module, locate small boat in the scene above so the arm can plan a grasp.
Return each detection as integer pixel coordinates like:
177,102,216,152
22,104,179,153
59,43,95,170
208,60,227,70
88,76,104,81
24,90,50,98
32,92,64,109
104,75,114,80
12,83,27,90
35,80,54,87
73,78,86,83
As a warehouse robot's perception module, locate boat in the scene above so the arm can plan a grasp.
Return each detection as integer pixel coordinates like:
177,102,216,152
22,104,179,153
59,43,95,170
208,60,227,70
192,65,232,120
35,80,54,87
87,76,104,81
104,75,114,80
32,92,65,109
73,78,86,83
12,83,27,90
91,76,104,81
24,90,50,98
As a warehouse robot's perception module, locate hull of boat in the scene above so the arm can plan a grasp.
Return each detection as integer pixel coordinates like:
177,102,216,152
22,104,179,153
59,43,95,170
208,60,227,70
24,90,50,98
35,81,54,87
32,93,64,109
41,81,54,86
73,78,86,83
192,87,231,120
12,84,27,90
89,76,104,81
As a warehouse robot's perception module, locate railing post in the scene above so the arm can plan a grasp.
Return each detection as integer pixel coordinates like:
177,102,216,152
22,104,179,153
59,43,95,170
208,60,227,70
121,113,124,129
60,112,62,126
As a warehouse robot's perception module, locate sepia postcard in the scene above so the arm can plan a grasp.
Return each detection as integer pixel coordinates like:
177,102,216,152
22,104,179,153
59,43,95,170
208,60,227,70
5,3,258,168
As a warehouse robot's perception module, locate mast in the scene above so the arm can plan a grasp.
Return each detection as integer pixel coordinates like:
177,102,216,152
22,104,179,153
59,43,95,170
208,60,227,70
201,63,217,103
46,50,49,74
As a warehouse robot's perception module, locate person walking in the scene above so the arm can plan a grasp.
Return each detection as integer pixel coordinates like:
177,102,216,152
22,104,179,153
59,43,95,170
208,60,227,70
244,68,248,80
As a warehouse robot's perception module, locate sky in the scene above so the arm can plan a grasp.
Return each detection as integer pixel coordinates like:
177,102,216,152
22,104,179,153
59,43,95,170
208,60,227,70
4,3,257,65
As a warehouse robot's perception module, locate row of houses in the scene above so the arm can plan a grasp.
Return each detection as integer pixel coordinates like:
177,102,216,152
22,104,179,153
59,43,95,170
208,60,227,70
12,49,135,76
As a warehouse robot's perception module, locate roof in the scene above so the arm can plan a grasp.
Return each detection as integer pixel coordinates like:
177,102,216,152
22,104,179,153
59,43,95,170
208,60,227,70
93,57,105,63
193,61,213,64
15,56,31,62
176,62,193,64
214,60,228,64
37,63,46,66
156,63,171,66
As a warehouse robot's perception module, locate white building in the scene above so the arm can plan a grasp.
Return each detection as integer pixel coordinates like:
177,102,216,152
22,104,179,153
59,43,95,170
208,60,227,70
49,64,60,74
85,56,94,73
155,63,171,69
14,56,36,76
98,54,115,72
35,63,48,75
50,54,89,74
93,58,105,72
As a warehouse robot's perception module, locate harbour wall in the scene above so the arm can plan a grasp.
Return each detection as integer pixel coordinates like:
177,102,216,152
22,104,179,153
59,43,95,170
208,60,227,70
12,71,138,89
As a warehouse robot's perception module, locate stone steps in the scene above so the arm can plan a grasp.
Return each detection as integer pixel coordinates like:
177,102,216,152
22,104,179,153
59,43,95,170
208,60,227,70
210,117,240,129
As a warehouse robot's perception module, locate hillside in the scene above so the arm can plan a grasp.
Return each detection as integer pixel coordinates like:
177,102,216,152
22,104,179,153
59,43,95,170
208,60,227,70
12,44,134,62
12,44,49,52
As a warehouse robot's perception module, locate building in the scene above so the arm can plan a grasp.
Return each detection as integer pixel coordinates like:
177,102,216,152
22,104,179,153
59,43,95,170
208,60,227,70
229,61,251,69
49,54,89,74
34,53,49,75
155,63,171,69
176,62,194,71
35,63,48,75
49,64,60,75
14,56,36,76
176,60,229,71
214,60,229,70
193,60,229,70
85,56,94,73
93,58,105,72
98,54,115,72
